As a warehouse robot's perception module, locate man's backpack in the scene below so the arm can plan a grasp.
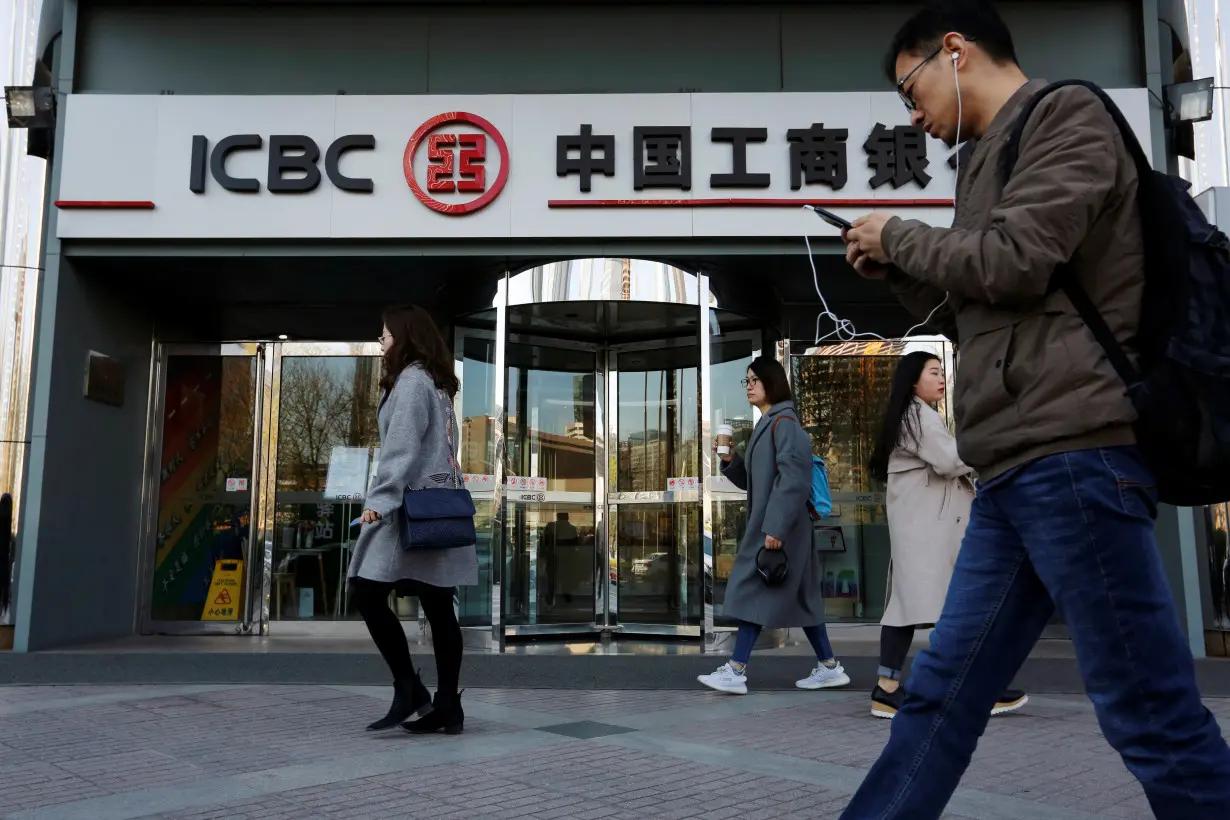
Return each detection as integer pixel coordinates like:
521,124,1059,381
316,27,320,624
1001,79,1230,506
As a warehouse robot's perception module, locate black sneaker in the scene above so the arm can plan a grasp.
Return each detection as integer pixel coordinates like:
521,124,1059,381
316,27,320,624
871,684,904,719
992,689,1029,716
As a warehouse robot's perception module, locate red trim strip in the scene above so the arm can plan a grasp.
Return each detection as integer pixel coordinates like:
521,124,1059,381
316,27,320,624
54,200,155,209
548,197,952,208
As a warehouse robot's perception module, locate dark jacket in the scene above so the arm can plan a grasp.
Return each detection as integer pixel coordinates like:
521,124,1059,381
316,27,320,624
882,79,1144,481
719,401,827,628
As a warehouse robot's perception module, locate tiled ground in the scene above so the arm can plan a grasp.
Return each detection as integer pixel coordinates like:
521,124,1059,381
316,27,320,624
0,683,1225,819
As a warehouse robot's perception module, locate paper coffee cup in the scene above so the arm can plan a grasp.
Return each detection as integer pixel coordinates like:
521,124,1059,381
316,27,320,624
717,423,733,454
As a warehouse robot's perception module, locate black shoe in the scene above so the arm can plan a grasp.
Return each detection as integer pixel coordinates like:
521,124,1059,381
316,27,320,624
992,689,1029,716
871,683,904,719
366,675,431,732
401,690,465,735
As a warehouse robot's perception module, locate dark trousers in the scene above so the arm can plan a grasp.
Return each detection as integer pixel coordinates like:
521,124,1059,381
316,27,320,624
878,624,918,680
842,447,1230,819
351,577,463,697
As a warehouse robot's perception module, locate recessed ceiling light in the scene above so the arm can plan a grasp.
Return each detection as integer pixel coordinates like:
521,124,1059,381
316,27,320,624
278,334,288,340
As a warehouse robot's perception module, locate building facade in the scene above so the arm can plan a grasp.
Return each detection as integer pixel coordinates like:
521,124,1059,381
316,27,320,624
2,0,1213,658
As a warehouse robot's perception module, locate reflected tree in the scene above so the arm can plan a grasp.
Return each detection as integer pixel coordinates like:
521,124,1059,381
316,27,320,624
278,361,355,491
216,358,256,480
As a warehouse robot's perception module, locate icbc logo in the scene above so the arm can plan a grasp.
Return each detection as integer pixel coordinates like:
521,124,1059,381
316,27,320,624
403,112,509,215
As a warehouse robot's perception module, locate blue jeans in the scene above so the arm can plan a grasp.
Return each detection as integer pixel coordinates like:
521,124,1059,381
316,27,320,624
841,447,1230,820
732,621,835,666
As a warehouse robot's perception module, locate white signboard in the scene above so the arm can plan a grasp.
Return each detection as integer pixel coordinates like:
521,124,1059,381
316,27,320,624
324,446,371,502
54,90,1153,241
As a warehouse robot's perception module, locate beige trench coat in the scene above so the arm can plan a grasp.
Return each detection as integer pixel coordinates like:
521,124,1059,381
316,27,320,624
882,398,975,628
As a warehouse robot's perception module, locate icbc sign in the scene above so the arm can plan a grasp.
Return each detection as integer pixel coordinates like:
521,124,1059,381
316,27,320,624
403,112,510,215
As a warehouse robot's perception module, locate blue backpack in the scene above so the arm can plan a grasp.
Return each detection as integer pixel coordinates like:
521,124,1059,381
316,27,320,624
770,415,832,520
1002,80,1230,505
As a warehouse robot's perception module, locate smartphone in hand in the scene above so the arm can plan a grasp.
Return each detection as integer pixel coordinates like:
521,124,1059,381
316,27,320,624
809,205,853,231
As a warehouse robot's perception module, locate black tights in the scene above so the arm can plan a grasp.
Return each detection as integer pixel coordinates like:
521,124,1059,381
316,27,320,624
879,624,919,680
351,577,463,697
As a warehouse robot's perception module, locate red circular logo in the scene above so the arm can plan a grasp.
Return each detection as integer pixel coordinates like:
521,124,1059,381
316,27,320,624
403,112,509,215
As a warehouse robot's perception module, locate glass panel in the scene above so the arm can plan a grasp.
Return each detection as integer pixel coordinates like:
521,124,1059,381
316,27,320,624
504,503,596,625
458,499,495,626
457,333,499,627
709,337,756,476
506,343,596,494
613,503,702,626
458,335,498,478
271,355,381,621
710,499,748,627
616,346,699,492
791,354,900,621
150,355,256,622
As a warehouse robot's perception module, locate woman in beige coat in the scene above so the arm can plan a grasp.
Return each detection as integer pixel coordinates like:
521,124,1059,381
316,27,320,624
868,352,1027,719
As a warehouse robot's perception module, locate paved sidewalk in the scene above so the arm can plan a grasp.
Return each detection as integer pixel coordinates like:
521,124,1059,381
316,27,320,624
0,683,1225,819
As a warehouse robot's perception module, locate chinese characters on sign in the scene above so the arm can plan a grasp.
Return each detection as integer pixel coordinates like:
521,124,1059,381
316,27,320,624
556,122,931,193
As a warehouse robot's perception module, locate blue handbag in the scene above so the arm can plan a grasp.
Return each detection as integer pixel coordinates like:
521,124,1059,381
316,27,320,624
399,406,476,550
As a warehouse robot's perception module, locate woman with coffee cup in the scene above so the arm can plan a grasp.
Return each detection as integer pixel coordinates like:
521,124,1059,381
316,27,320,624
697,356,848,695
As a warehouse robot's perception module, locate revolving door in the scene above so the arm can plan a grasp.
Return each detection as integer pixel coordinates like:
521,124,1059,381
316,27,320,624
452,260,764,648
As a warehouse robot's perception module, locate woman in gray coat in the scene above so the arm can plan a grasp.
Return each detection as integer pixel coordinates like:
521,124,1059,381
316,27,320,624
698,356,849,695
351,304,478,735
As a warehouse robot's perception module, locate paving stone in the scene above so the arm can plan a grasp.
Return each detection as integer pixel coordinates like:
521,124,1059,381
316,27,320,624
0,683,1223,819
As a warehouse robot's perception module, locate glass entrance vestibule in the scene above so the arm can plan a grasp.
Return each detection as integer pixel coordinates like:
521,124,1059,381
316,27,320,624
136,258,954,651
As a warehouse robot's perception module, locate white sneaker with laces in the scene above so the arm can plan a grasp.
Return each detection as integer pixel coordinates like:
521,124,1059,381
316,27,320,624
697,663,748,695
795,662,851,690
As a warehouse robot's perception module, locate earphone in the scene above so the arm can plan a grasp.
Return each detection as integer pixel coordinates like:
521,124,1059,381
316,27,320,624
802,45,963,345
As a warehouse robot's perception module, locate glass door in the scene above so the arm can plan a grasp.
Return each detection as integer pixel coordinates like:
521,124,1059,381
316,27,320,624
502,335,601,636
260,342,383,630
608,338,703,635
140,344,264,634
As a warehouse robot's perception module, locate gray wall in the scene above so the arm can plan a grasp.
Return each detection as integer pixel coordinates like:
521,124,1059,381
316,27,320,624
74,1,1144,95
22,256,153,649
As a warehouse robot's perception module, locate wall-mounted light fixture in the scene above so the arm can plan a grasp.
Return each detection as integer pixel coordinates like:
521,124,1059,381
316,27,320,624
4,85,55,130
1163,77,1215,126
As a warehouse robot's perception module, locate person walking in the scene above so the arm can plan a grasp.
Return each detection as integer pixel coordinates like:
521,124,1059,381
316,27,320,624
697,356,849,695
867,351,1026,719
841,2,1230,817
350,304,477,736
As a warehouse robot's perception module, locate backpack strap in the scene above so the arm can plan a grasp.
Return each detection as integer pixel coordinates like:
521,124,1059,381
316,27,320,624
1000,79,1145,390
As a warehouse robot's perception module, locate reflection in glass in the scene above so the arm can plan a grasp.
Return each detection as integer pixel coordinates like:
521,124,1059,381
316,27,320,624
504,504,596,625
791,354,900,621
150,356,255,622
506,344,596,494
710,499,748,627
1210,503,1229,630
271,356,381,621
710,337,756,474
614,503,702,626
458,335,498,478
458,500,495,626
617,347,699,492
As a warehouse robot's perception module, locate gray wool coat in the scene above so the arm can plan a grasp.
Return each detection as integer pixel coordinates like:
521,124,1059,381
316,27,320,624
719,401,827,629
347,364,478,588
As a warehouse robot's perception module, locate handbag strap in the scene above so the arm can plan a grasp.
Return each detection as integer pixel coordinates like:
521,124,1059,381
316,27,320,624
441,391,462,489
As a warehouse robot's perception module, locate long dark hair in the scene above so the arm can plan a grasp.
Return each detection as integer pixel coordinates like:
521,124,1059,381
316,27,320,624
748,356,793,404
379,304,459,397
869,351,940,482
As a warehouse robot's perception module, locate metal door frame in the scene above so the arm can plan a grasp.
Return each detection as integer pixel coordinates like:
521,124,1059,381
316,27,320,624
137,342,266,636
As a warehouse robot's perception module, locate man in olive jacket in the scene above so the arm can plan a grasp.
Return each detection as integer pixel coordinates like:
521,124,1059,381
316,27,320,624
841,3,1230,818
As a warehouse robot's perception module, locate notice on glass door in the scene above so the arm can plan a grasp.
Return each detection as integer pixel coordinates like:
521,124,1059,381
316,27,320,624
325,447,371,502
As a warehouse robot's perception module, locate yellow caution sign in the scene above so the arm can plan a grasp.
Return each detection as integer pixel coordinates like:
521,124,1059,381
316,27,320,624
201,560,244,621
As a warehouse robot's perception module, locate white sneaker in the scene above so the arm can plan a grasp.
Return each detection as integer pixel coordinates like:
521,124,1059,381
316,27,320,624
795,662,851,690
697,663,748,695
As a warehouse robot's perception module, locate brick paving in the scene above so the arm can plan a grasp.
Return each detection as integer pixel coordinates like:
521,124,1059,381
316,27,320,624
0,683,1225,819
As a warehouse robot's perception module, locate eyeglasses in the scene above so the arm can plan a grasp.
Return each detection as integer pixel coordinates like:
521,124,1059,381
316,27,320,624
896,39,975,112
740,376,760,388
378,333,392,344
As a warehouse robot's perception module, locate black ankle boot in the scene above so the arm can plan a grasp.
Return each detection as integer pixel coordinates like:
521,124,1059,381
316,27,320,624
401,690,465,735
366,675,431,732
